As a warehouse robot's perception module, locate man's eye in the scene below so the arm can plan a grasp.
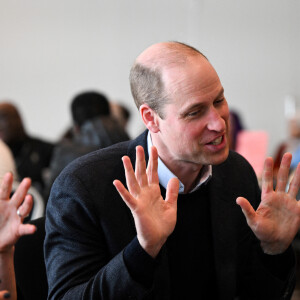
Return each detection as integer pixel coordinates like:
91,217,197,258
187,110,200,117
215,98,224,105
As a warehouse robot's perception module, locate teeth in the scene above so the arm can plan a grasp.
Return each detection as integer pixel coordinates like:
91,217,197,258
210,136,222,145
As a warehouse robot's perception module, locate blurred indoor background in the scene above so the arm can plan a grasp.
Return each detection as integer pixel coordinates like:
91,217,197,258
1,0,300,159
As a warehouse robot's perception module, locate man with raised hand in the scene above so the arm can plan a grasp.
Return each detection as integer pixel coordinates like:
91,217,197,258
45,41,300,299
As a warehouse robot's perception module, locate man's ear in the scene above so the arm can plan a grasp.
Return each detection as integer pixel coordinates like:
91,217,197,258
139,104,160,133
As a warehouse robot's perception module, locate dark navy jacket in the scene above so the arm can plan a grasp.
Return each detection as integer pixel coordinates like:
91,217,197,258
44,130,296,300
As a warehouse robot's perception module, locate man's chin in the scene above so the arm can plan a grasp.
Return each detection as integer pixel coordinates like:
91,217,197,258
208,148,229,166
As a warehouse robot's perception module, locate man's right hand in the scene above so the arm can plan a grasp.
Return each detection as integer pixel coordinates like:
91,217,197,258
113,146,179,258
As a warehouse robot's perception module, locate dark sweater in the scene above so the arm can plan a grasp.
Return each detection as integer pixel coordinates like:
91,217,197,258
124,182,217,299
166,183,217,299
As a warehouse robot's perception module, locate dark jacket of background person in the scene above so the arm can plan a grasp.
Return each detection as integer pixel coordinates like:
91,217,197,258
12,136,54,191
0,102,54,196
45,91,130,198
44,130,295,300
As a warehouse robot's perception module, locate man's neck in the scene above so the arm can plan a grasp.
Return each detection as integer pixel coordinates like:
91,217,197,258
149,132,204,193
159,156,203,193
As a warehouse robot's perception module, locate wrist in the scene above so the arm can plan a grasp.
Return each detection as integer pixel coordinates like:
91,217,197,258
0,246,15,255
137,236,166,258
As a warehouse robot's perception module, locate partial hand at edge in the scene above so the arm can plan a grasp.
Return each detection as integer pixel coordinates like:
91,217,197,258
0,173,36,253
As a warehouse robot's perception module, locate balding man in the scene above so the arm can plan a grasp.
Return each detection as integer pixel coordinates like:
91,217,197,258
45,42,300,299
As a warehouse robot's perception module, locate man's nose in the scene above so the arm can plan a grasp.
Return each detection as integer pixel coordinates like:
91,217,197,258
207,108,226,132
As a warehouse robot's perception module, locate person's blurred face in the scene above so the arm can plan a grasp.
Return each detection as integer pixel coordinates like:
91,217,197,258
155,55,230,168
0,104,25,144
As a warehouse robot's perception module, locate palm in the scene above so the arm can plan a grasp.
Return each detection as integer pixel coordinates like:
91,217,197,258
130,182,177,249
237,153,300,254
113,146,179,257
252,190,300,253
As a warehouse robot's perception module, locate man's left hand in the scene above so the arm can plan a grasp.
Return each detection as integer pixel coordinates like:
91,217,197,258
236,152,300,255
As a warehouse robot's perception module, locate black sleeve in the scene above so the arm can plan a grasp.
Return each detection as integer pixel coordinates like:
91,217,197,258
123,236,156,287
259,245,295,281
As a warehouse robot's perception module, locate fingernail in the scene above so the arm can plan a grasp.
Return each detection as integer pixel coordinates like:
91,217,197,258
4,292,11,299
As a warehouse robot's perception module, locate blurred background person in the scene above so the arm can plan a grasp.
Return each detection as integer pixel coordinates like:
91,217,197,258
110,101,131,137
0,139,18,183
273,113,300,178
0,102,54,199
228,109,244,151
0,118,46,220
45,90,130,198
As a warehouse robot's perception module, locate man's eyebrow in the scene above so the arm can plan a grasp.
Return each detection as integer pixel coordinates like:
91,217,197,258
179,88,225,117
216,88,225,100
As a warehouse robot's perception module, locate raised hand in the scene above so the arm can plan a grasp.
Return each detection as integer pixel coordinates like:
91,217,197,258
0,173,36,253
113,146,179,258
236,153,300,254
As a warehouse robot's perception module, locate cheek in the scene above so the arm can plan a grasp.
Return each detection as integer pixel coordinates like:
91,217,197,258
187,122,206,140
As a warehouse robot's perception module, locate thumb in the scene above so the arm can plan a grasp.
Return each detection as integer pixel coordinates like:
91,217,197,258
18,224,37,237
236,196,256,224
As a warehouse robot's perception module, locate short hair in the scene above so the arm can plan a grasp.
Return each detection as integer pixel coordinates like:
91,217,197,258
129,41,207,118
71,91,110,127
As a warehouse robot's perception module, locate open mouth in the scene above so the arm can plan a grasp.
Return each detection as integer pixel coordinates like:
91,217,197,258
208,136,223,146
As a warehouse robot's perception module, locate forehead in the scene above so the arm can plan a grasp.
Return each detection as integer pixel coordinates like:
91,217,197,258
162,55,223,107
